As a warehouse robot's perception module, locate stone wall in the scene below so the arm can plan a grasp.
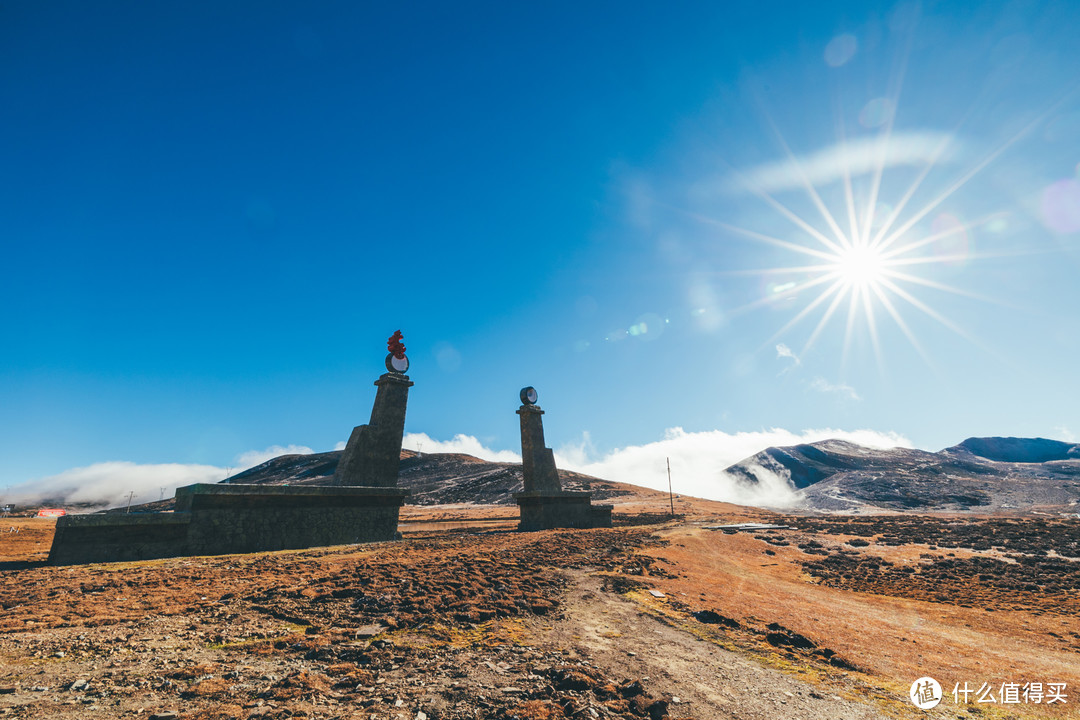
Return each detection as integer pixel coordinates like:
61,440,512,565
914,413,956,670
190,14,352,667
47,513,192,565
48,484,408,565
514,491,613,532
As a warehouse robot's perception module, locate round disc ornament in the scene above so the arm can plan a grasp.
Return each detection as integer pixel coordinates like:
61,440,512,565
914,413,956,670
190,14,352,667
520,386,538,405
386,353,409,373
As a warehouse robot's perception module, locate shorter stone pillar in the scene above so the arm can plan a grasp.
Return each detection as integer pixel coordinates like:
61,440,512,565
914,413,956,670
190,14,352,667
512,386,612,531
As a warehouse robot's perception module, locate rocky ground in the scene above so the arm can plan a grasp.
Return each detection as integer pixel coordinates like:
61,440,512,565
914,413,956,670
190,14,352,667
1,499,1078,719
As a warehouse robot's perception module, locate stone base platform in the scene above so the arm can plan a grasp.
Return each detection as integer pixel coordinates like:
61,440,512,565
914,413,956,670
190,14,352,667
48,484,409,565
513,491,613,532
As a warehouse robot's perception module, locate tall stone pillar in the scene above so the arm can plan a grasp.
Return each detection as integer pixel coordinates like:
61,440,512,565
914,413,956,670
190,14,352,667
518,404,561,493
334,332,413,488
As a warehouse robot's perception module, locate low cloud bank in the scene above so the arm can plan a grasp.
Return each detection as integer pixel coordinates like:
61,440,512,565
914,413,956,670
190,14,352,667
233,444,316,470
3,461,227,509
3,444,317,510
3,429,911,511
554,427,912,508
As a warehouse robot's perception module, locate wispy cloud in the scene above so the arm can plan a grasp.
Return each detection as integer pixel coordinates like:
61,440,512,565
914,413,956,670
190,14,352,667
810,377,861,401
776,343,801,373
727,131,957,194
234,444,315,470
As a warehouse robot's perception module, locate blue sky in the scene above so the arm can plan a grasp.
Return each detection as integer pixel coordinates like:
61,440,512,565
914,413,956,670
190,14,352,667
3,1,1079,505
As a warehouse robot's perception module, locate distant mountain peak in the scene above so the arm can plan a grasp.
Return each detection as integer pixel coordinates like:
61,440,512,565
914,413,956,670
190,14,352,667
948,437,1080,463
724,436,1080,513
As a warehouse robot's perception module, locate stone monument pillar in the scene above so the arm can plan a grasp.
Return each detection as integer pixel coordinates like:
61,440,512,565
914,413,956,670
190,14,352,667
513,386,613,531
518,403,561,493
335,331,413,488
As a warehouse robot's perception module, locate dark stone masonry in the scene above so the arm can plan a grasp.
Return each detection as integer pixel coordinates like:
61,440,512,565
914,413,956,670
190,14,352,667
334,370,413,487
48,334,414,565
48,485,408,565
513,386,612,531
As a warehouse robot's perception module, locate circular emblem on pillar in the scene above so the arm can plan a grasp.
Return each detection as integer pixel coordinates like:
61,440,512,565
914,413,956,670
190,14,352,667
520,386,538,405
386,353,410,373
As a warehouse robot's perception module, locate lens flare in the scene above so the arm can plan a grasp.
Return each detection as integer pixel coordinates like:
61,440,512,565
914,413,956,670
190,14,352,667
859,98,895,129
824,34,858,67
1041,179,1080,234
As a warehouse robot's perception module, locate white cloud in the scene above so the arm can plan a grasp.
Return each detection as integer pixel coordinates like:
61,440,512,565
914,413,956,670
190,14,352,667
776,343,801,373
401,432,521,463
810,377,861,401
555,426,911,507
234,444,315,471
3,443,317,510
3,461,227,509
729,131,957,194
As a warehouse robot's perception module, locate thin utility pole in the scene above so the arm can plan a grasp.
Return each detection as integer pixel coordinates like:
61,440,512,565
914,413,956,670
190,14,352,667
126,491,134,513
666,457,675,517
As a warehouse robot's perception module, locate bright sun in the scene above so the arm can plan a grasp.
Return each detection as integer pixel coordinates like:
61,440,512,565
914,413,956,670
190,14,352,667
704,142,984,369
833,244,888,288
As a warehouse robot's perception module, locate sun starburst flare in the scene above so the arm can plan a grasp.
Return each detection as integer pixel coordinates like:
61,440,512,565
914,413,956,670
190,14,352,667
691,86,1061,374
719,185,1006,371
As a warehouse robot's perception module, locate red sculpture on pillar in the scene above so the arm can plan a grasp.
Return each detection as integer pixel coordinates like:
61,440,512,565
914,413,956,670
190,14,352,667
387,330,406,359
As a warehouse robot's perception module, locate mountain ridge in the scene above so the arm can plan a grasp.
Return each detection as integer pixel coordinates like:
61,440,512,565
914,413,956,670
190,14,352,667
725,436,1080,513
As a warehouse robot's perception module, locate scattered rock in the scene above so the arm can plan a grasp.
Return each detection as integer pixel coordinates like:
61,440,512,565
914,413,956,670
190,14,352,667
692,610,740,628
355,624,388,639
764,623,816,650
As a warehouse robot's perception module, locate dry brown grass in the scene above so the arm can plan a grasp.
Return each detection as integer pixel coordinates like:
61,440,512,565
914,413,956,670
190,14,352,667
634,523,1080,718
